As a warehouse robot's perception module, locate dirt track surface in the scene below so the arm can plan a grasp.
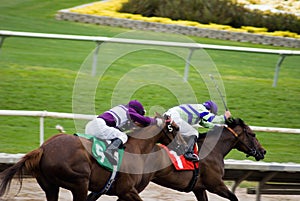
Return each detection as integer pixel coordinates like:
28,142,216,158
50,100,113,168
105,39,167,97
1,178,299,201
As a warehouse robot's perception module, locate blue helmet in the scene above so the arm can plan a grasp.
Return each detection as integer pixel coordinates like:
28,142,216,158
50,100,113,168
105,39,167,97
128,100,145,115
203,100,218,115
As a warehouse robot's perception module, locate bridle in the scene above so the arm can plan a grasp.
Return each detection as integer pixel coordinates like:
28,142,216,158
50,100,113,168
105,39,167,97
224,125,239,137
224,124,257,157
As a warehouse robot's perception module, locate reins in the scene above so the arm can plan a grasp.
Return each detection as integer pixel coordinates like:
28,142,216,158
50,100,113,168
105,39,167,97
224,124,257,157
224,124,239,137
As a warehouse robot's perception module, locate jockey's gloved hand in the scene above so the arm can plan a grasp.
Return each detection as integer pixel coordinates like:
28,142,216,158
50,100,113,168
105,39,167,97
156,118,163,127
224,110,232,119
225,117,234,124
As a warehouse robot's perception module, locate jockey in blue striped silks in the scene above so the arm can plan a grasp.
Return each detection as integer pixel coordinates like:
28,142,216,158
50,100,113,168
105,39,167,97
165,100,231,162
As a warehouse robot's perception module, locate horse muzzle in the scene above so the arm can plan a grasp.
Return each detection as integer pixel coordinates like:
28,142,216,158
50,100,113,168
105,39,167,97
246,149,266,161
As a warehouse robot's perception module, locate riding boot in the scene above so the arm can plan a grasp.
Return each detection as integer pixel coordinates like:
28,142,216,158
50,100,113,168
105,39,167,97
105,138,123,165
184,136,199,162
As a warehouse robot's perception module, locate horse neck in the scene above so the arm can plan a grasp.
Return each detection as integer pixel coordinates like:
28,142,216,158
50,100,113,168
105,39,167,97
198,126,238,160
127,126,162,154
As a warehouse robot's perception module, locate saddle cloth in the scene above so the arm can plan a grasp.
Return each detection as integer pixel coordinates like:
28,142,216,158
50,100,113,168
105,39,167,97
75,133,124,171
158,144,199,170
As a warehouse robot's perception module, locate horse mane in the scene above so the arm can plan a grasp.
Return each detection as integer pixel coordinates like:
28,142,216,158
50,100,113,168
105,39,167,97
196,121,241,143
196,118,246,143
226,117,245,129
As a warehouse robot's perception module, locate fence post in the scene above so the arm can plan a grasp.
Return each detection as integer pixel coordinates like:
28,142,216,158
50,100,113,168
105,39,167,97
0,36,6,54
272,54,286,87
39,111,47,145
183,48,195,82
92,41,102,76
39,116,44,146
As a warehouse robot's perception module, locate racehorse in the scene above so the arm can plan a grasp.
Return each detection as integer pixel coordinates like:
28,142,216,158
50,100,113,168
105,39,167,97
84,118,266,201
137,118,267,201
0,116,184,201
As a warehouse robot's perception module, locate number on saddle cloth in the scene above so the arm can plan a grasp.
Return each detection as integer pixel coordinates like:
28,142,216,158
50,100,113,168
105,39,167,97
74,133,124,171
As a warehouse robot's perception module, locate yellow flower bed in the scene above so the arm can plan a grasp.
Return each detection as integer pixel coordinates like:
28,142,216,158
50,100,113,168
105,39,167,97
236,0,300,15
241,26,268,33
70,0,300,39
262,31,300,39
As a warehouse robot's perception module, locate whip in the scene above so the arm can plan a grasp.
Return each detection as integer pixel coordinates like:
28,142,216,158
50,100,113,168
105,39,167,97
209,74,228,111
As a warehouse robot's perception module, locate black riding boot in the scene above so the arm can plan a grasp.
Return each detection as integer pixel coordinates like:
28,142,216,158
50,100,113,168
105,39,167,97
184,136,199,162
105,138,123,165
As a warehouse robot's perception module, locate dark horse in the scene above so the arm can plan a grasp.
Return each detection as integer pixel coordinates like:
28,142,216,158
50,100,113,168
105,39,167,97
0,116,184,201
135,118,266,201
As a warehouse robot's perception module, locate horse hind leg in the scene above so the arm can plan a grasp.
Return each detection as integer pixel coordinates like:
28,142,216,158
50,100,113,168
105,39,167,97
43,185,59,201
42,180,88,201
45,188,59,201
35,176,59,201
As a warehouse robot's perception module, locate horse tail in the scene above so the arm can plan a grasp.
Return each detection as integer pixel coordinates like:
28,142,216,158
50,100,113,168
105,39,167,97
0,148,43,197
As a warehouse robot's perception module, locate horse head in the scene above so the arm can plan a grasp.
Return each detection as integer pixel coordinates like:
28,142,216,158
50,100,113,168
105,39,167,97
225,118,266,161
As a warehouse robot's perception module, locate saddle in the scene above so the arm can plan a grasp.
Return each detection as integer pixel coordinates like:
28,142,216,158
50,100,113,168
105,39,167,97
158,143,199,170
75,133,125,197
158,143,199,192
75,133,124,170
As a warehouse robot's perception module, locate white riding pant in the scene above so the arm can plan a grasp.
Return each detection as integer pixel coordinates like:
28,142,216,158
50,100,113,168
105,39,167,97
85,118,128,144
165,108,199,138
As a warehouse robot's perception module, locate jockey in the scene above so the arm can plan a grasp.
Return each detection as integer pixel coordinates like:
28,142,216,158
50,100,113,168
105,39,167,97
85,100,162,162
165,100,231,162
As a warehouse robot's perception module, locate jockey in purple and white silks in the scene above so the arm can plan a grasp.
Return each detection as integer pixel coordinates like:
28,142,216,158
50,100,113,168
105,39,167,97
165,100,231,162
85,100,162,162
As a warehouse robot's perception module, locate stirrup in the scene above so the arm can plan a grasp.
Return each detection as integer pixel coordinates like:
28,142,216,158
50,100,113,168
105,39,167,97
105,150,118,165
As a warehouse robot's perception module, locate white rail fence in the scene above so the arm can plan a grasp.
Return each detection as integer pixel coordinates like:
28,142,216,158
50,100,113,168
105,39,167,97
0,110,95,145
1,30,300,87
1,110,299,145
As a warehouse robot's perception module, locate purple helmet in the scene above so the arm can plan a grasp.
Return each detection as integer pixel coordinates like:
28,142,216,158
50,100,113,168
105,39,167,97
128,100,145,115
203,100,218,115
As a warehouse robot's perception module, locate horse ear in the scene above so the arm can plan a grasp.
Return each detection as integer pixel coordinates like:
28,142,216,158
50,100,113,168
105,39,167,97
155,112,162,118
226,117,240,128
237,118,245,126
227,118,245,127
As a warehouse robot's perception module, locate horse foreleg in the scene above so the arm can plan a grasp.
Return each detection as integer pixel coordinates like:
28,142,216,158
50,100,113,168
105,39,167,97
193,189,208,201
206,183,238,201
86,192,102,201
71,187,88,201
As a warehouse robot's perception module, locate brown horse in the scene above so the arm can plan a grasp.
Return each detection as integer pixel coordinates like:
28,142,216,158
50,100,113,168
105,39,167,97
0,116,184,201
134,118,266,201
